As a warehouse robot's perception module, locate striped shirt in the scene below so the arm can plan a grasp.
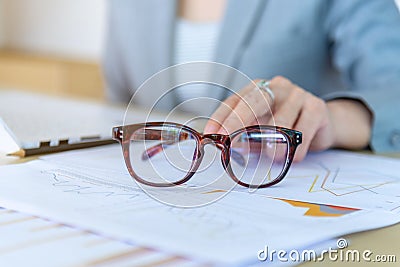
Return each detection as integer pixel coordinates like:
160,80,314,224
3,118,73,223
173,19,221,114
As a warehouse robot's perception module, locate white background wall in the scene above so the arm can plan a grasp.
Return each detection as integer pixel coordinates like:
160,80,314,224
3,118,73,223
0,0,399,61
0,0,107,60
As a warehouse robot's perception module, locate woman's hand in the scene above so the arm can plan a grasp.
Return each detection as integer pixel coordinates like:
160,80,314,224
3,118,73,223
204,76,372,161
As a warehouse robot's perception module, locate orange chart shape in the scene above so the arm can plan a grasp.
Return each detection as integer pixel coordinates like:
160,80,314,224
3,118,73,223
278,198,359,217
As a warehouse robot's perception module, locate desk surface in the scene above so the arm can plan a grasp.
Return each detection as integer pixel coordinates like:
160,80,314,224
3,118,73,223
1,154,399,266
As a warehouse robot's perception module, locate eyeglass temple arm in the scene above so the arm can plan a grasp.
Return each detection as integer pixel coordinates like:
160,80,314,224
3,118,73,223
112,127,246,166
112,127,184,143
141,141,246,166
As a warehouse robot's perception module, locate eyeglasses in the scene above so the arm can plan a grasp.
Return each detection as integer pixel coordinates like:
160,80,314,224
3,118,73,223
112,122,302,189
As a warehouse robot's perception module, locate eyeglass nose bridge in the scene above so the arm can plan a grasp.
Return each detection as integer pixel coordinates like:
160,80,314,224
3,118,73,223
188,134,230,175
202,134,230,149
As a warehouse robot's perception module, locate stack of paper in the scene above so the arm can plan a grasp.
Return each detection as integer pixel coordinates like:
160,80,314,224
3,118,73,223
0,145,399,265
0,207,205,267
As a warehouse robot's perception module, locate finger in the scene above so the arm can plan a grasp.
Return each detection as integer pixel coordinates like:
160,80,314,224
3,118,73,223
292,98,326,162
218,87,272,134
204,98,239,134
268,86,307,128
204,81,264,134
268,76,295,105
250,112,272,125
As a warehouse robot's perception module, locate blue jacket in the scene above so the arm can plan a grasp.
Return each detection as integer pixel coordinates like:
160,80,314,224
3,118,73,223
103,0,400,152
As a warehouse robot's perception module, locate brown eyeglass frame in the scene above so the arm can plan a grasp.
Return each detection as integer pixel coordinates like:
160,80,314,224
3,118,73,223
112,122,302,189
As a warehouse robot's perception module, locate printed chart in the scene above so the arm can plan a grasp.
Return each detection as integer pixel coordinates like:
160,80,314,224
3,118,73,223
0,147,399,265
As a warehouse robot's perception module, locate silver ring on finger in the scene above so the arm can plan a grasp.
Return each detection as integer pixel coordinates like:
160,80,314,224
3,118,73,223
256,80,275,103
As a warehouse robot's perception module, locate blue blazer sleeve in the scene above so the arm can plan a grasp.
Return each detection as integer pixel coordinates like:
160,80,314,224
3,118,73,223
324,0,400,152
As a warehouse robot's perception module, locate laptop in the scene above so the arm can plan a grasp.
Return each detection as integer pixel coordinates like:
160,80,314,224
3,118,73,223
0,90,126,157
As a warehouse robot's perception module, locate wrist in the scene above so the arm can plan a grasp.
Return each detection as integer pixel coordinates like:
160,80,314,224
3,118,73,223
326,99,372,150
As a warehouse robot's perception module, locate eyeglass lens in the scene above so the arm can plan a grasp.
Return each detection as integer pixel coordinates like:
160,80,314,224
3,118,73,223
229,129,288,187
129,126,197,185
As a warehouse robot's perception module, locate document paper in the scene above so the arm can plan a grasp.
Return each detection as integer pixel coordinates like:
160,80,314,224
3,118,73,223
0,146,399,265
0,207,203,267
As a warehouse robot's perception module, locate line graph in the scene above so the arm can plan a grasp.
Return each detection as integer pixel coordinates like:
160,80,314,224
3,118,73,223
251,158,400,213
306,163,400,196
36,148,400,215
42,169,142,200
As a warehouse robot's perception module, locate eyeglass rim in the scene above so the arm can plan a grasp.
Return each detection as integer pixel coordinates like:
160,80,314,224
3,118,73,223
226,125,301,188
112,122,302,188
